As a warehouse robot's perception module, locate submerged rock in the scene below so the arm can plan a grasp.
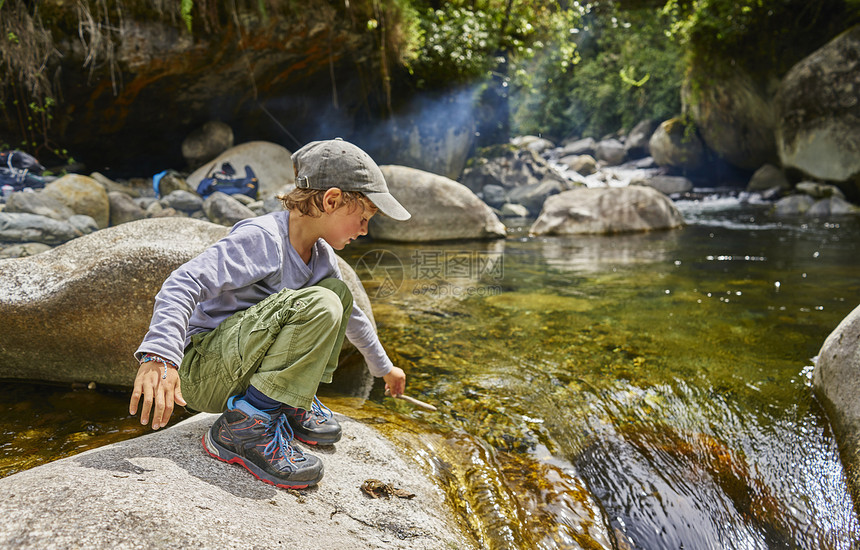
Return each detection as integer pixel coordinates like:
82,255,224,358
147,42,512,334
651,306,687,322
530,186,686,235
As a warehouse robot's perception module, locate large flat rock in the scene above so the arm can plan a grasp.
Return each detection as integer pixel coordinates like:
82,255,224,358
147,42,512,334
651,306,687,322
0,217,374,394
0,412,472,549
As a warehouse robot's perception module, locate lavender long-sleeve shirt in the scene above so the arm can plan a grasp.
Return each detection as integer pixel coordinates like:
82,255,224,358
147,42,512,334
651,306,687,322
134,210,393,377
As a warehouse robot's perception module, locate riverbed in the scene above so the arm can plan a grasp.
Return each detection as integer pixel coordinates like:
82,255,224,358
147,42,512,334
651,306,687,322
1,189,858,549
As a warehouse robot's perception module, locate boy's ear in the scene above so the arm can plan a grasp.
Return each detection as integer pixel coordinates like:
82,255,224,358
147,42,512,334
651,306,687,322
322,188,343,212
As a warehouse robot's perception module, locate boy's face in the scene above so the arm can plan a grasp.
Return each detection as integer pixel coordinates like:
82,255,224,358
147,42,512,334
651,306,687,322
322,199,376,250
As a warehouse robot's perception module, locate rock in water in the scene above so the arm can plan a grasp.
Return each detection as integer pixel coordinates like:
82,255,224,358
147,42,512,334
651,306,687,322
370,165,506,242
530,186,686,235
813,303,860,512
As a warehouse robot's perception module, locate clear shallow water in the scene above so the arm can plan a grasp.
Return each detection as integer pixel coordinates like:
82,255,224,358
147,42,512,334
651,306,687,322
345,194,860,549
1,192,858,548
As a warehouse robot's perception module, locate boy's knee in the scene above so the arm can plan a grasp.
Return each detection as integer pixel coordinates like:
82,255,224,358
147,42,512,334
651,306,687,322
304,286,347,323
314,278,353,312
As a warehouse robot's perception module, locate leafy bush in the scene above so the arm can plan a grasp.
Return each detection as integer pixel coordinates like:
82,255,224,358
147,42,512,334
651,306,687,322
512,4,683,140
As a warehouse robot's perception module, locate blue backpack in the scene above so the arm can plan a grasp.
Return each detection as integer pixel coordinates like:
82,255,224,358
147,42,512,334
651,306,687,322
195,162,259,199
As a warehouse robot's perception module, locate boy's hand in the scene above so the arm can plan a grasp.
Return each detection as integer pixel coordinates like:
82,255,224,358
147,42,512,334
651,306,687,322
129,360,186,430
383,366,406,398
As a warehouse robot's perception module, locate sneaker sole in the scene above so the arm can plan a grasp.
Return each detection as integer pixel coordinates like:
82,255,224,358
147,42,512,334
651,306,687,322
202,430,323,489
293,431,342,446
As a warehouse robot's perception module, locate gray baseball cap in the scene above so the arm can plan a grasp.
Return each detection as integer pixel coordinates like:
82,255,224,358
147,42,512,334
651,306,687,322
291,138,411,221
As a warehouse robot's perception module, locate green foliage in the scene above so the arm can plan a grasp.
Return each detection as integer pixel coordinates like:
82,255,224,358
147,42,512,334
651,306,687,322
408,6,498,87
662,0,860,80
181,0,194,31
511,3,682,140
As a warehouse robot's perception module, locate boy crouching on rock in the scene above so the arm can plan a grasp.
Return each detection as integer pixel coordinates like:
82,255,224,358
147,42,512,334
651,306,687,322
129,138,410,489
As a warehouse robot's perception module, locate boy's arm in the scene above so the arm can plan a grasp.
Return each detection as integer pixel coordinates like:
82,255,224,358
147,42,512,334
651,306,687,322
131,224,282,429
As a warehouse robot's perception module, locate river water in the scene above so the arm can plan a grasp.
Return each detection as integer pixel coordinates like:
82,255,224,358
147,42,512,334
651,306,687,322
341,190,860,549
1,190,858,549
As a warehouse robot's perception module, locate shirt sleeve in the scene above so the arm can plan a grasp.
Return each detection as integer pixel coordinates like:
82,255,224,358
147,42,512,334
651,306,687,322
329,252,394,378
134,223,282,368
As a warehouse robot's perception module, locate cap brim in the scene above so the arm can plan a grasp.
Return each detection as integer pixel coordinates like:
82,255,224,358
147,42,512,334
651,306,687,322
365,191,411,221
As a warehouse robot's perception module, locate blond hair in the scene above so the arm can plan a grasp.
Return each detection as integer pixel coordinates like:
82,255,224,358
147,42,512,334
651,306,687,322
278,188,376,217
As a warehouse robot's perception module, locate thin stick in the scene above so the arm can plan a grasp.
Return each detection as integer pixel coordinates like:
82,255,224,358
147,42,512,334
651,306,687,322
385,389,437,411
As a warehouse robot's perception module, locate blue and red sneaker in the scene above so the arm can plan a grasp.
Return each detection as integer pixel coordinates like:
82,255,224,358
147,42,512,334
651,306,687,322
280,396,342,446
203,396,324,488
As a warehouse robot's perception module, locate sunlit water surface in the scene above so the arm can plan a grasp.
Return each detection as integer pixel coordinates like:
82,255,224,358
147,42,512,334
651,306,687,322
1,191,858,549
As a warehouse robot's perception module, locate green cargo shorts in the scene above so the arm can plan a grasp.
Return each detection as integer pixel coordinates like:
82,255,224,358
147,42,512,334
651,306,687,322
178,278,353,413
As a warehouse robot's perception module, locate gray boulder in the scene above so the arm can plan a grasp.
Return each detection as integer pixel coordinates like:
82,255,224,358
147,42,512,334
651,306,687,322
796,181,846,200
594,138,626,166
154,170,196,197
461,148,568,193
772,194,815,216
813,303,860,508
68,214,99,235
631,175,693,196
747,164,791,193
203,192,257,226
371,166,506,242
0,217,377,390
108,191,147,225
0,243,52,259
776,25,860,197
683,65,777,171
499,203,530,218
0,412,472,550
91,172,148,199
4,190,75,220
481,184,507,208
507,180,566,216
649,118,705,172
187,141,294,201
510,135,555,155
561,137,596,157
559,154,598,176
0,212,81,244
625,119,657,158
805,196,860,217
41,174,111,229
161,189,205,212
0,218,228,386
530,186,686,235
182,120,234,169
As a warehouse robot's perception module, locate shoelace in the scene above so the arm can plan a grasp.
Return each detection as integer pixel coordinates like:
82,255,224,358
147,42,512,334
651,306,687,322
310,396,333,424
263,415,306,464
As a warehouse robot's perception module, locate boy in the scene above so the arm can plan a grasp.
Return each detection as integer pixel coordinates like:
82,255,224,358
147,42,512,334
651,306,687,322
128,138,410,489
